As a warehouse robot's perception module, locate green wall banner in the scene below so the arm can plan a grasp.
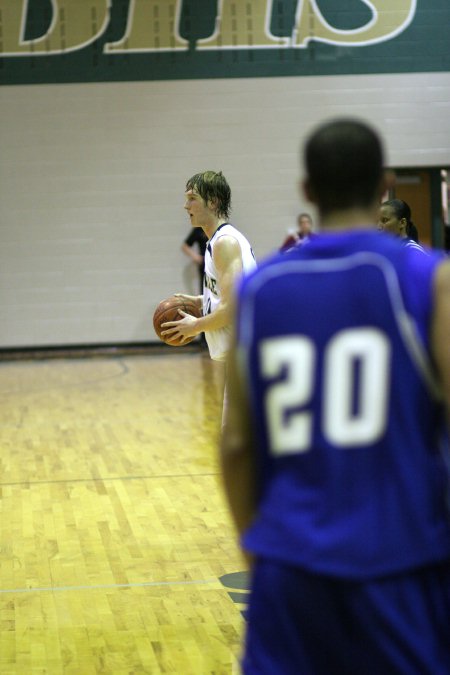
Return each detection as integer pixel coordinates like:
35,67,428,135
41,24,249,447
1,0,449,85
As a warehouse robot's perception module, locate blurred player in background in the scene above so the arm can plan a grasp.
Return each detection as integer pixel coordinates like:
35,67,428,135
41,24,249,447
378,198,427,254
280,212,314,251
162,170,256,364
181,226,208,295
222,119,450,674
181,225,208,345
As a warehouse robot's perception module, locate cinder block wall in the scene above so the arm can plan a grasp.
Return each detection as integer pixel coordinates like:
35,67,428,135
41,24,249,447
1,71,449,347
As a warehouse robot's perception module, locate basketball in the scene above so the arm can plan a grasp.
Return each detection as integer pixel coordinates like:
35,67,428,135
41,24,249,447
153,295,202,346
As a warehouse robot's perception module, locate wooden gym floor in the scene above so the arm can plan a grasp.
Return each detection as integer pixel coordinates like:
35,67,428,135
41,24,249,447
0,347,248,674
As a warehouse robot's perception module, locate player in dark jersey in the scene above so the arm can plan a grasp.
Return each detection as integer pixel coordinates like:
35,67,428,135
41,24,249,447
221,119,450,674
181,226,208,295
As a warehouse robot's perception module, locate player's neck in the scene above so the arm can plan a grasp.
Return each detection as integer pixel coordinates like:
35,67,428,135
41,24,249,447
319,207,378,233
203,218,227,240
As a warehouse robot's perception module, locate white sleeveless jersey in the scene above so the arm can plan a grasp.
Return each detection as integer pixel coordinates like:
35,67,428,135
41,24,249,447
203,223,256,361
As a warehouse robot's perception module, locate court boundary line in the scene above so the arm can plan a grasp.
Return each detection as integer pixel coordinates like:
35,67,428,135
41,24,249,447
0,471,219,488
0,577,219,595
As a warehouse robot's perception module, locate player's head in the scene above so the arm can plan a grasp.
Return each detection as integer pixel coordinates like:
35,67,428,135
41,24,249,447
297,212,313,236
378,199,413,239
303,119,384,216
185,170,231,219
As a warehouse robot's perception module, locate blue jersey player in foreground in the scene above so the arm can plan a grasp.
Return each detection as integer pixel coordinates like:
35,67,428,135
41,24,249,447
221,119,450,674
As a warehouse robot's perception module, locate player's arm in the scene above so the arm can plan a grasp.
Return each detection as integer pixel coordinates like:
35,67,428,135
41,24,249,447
173,293,203,309
221,327,257,565
203,234,243,331
431,259,450,426
181,242,203,266
163,235,242,342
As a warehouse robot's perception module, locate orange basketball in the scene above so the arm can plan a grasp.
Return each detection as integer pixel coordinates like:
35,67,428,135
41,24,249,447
153,295,202,346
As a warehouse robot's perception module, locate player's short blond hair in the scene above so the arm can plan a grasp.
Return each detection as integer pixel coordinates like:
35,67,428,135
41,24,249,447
186,170,231,219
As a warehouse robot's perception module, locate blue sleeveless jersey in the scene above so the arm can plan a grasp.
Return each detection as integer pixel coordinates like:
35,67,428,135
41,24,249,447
237,231,450,578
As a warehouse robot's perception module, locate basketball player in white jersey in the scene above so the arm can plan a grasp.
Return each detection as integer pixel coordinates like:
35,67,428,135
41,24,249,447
161,170,256,361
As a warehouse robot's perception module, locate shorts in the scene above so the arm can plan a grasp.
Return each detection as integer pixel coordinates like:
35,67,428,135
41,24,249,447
243,557,450,675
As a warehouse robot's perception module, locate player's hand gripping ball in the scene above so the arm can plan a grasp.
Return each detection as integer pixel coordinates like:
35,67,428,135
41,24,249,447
153,295,202,346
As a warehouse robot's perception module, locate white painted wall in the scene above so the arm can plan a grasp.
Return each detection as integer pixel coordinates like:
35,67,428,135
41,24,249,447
1,72,449,347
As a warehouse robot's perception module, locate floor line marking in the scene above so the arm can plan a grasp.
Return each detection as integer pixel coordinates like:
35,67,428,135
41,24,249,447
0,577,218,595
0,472,219,488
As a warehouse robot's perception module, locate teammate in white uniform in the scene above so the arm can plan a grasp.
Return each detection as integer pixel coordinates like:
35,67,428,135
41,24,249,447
203,223,256,360
162,170,256,361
